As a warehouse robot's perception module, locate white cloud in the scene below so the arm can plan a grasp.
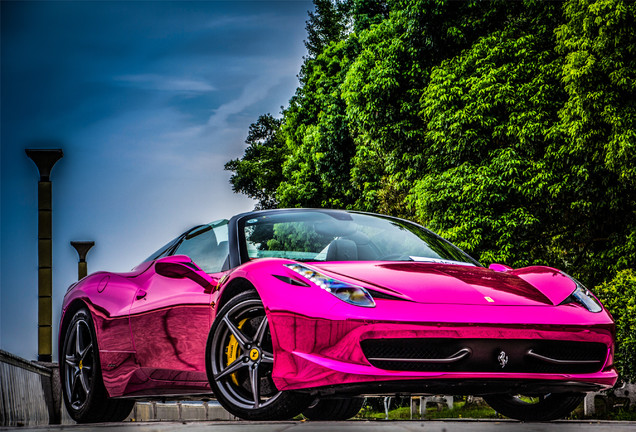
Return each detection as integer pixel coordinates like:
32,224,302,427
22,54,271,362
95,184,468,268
206,76,275,130
204,14,262,29
113,74,216,92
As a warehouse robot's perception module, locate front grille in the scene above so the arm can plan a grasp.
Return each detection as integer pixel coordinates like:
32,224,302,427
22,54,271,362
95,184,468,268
360,338,607,374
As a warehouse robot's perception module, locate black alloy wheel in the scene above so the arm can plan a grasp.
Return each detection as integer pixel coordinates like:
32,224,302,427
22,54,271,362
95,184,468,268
206,291,311,420
484,393,585,421
64,316,94,411
302,397,365,420
61,308,134,423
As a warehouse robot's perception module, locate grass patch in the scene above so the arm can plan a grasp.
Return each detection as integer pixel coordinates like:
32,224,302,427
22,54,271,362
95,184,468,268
357,396,636,421
358,399,499,420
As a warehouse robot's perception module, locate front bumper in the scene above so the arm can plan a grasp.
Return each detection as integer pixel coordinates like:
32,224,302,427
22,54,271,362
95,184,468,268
267,301,617,395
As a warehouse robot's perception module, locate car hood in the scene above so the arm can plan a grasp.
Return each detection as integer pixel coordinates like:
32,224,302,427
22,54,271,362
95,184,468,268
312,262,556,306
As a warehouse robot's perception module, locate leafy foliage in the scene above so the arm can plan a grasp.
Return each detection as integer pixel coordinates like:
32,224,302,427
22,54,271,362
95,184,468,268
225,114,284,209
408,2,567,268
556,0,636,187
266,223,329,254
277,35,361,209
226,0,635,289
595,270,636,381
551,0,636,284
305,0,352,58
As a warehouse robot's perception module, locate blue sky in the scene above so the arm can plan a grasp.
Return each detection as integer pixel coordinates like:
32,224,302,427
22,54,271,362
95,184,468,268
1,1,312,360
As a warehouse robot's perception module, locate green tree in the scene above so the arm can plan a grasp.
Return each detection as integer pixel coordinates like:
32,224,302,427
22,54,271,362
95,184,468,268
225,0,636,288
277,36,361,209
351,0,389,33
305,0,352,58
224,114,284,209
342,0,525,215
595,270,636,381
557,0,636,187
408,2,565,267
551,0,636,283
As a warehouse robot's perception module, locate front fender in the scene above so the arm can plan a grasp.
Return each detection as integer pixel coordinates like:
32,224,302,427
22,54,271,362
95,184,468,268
217,258,346,320
512,266,589,306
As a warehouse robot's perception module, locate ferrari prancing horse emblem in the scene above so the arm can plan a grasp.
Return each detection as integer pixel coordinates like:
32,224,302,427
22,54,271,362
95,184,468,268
250,348,260,361
498,350,509,368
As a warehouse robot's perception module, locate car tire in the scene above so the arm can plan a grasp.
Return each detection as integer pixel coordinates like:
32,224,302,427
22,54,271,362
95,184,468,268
483,393,584,421
206,291,312,420
61,308,134,423
302,397,365,420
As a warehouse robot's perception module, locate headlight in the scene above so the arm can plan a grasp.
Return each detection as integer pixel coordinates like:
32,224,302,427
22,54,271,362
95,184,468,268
560,273,602,313
285,263,375,308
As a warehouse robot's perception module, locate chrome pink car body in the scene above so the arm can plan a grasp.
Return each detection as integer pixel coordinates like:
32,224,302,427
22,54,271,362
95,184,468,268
230,260,617,393
60,251,617,399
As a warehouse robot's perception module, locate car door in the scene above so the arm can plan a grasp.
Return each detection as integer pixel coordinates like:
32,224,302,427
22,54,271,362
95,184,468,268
129,220,229,383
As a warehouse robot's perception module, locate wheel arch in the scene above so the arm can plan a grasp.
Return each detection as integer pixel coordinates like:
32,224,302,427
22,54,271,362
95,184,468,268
205,287,313,420
58,298,90,363
216,277,257,313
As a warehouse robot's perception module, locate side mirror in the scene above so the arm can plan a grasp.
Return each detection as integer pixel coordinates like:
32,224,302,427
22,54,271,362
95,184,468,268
489,263,513,272
155,255,217,291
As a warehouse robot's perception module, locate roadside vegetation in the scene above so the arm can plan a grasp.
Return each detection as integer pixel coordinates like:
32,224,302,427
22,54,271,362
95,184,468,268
358,398,499,420
226,0,636,383
354,396,636,421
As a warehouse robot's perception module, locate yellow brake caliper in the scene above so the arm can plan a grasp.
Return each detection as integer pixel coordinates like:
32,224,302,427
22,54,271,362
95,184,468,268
225,318,248,386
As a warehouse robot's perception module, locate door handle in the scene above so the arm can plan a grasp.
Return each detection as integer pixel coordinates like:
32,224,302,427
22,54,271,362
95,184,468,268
136,290,147,300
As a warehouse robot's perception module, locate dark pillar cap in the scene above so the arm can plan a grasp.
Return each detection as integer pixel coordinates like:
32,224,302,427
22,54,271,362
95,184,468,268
25,149,64,181
71,241,95,262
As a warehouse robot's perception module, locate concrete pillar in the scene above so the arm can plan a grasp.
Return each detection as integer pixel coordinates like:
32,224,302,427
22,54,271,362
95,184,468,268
584,392,596,416
26,149,63,363
70,241,94,280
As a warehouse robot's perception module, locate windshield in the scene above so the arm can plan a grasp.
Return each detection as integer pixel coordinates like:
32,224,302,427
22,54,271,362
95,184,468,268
240,210,479,265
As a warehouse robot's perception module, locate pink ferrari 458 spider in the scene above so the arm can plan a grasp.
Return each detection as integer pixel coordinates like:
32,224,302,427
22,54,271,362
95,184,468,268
59,209,617,422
